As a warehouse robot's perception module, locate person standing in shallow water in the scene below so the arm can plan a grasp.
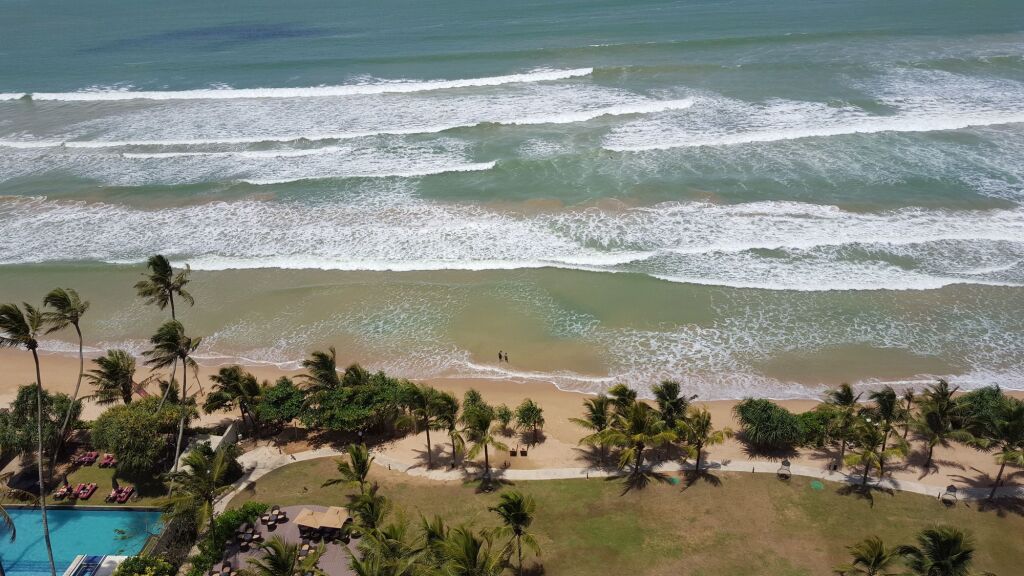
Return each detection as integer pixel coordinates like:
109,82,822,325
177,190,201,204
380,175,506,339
503,352,509,363
498,350,503,363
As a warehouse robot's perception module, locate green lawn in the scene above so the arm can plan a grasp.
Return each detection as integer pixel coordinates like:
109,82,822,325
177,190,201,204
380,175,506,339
58,464,168,507
228,458,1024,576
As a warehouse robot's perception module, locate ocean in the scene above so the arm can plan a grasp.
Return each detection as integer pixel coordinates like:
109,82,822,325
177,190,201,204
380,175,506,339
1,0,1023,398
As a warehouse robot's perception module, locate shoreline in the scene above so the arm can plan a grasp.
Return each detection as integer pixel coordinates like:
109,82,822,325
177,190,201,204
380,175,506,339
2,348,1021,493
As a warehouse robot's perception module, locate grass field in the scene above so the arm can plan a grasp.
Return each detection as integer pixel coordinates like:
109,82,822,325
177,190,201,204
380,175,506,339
228,458,1024,576
57,464,168,507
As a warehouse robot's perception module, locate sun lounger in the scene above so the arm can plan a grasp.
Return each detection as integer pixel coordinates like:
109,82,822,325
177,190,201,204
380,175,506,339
99,454,116,468
116,486,135,503
76,451,99,465
53,485,72,500
78,483,98,500
105,489,119,503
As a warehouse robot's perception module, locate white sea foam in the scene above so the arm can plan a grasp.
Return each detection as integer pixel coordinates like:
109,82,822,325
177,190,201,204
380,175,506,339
0,96,692,149
0,68,593,101
1,194,1023,291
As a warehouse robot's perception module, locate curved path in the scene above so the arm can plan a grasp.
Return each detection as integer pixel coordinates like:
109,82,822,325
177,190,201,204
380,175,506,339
215,444,1024,513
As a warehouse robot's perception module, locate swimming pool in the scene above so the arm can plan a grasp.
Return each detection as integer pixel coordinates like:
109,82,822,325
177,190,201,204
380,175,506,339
1,508,162,576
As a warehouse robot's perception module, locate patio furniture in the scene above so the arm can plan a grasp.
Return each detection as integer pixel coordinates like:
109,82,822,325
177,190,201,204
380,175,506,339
777,459,792,481
940,485,958,506
78,483,98,500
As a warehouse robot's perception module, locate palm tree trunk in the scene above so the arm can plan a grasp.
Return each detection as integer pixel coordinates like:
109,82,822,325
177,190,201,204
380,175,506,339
1,556,7,576
425,424,433,469
31,349,57,576
989,460,1007,501
169,359,189,495
634,442,645,476
861,460,871,486
157,356,177,411
51,323,84,477
838,438,847,470
169,292,176,321
517,534,523,576
925,442,935,469
878,433,889,478
483,444,491,480
695,442,704,475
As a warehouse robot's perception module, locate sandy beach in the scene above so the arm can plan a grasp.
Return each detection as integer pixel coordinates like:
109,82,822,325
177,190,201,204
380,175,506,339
3,348,1019,494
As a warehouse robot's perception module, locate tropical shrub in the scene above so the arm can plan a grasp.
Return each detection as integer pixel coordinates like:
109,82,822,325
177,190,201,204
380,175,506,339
0,384,81,457
797,407,834,448
300,369,406,434
733,398,802,451
113,555,175,576
186,501,268,576
91,396,180,478
253,377,304,430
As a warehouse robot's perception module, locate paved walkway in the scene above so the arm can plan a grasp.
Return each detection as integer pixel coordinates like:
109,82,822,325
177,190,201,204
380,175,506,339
216,444,1024,513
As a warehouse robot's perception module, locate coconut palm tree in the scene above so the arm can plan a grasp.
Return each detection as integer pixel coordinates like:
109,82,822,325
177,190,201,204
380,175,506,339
348,483,390,533
143,320,201,478
902,388,916,440
488,491,540,576
967,398,1024,500
134,255,194,320
0,302,57,576
246,535,324,576
402,383,444,469
85,349,138,405
514,399,545,445
868,386,903,476
42,287,89,461
834,536,903,576
912,380,970,470
299,347,342,394
162,445,235,536
435,391,464,469
570,394,613,464
325,443,373,495
353,520,423,575
462,401,508,482
844,417,908,486
897,527,976,576
826,383,862,470
204,365,264,434
677,407,733,475
598,401,676,486
606,383,637,414
441,527,505,576
651,380,691,428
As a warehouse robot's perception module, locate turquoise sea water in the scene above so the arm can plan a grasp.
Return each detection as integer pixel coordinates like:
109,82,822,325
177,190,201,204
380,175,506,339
0,508,162,576
1,0,1023,396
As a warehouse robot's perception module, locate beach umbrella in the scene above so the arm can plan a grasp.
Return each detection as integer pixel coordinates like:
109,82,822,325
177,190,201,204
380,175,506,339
294,508,321,528
320,507,349,530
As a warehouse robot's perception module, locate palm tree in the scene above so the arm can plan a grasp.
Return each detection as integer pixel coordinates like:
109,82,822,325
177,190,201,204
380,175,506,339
677,407,733,475
897,527,976,576
902,388,916,440
354,520,423,575
826,383,862,470
844,418,908,486
868,386,903,477
488,491,540,576
143,320,201,479
441,527,505,576
204,365,264,434
299,347,342,394
162,445,234,536
85,349,138,405
325,444,373,494
652,380,691,428
0,302,57,576
598,402,676,485
42,287,89,461
348,483,390,533
246,535,324,576
834,536,903,576
570,394,613,464
134,254,194,320
402,384,444,469
462,402,508,482
514,399,545,445
912,380,969,470
967,398,1024,500
606,383,637,414
435,391,464,469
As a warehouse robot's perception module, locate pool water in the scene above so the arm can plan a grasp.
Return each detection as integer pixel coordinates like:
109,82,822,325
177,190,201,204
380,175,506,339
1,508,162,576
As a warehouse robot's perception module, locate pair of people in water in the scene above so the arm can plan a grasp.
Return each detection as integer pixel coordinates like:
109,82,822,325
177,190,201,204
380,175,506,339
497,350,509,363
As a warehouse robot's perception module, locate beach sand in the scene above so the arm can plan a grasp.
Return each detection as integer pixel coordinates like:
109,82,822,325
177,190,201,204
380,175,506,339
1,349,1019,492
